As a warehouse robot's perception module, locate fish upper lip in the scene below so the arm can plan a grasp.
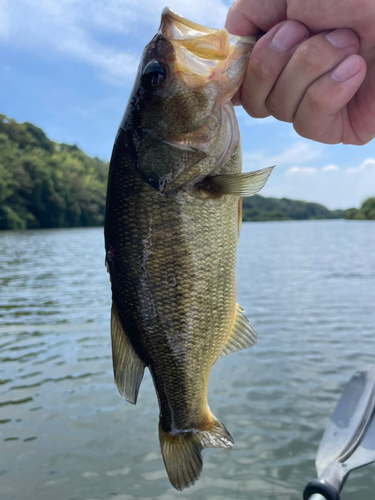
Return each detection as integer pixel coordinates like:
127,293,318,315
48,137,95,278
161,7,216,37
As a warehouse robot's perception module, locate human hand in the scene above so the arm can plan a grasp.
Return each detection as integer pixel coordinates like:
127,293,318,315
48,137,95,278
225,0,375,145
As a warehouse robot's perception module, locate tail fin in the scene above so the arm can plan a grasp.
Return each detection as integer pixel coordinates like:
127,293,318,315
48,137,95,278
159,418,233,491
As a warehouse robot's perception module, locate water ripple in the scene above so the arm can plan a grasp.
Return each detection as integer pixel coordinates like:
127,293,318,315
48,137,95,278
0,223,374,500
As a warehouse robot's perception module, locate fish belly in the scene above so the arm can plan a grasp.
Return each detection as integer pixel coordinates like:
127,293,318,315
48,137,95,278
105,128,244,489
107,170,238,428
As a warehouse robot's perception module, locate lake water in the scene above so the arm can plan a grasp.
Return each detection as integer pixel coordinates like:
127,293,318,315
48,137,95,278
1,221,375,500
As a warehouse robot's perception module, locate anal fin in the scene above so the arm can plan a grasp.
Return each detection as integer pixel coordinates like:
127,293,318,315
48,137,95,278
219,304,257,358
111,301,145,404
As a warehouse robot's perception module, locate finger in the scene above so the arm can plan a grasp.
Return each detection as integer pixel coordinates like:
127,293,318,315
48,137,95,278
225,0,287,36
347,66,375,145
287,0,368,33
238,20,309,115
266,29,360,122
293,54,367,144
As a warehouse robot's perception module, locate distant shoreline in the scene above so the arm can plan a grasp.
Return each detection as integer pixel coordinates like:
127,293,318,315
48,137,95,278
241,194,345,222
1,113,373,230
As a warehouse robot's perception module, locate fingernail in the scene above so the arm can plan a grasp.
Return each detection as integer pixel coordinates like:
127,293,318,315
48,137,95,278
326,29,358,49
331,55,361,82
271,21,309,51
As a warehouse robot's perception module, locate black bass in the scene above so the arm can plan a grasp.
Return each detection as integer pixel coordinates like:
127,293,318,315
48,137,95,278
104,7,273,490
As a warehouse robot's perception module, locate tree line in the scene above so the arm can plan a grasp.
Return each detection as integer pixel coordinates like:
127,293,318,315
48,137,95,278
242,195,345,221
344,198,375,221
0,114,108,229
0,114,373,229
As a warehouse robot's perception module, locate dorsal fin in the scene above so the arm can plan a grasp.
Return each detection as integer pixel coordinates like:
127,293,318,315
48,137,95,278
219,304,257,358
111,302,145,404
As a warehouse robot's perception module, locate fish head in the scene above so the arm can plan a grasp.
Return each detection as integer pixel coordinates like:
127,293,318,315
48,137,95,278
126,7,256,194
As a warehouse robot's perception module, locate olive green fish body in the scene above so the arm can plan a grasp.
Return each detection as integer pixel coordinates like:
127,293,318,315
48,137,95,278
106,125,241,434
105,7,274,491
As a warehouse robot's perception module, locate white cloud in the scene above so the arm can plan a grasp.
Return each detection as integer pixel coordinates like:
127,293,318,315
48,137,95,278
286,164,341,176
243,141,322,170
260,157,375,209
0,0,228,85
286,166,317,176
346,157,375,173
322,164,340,172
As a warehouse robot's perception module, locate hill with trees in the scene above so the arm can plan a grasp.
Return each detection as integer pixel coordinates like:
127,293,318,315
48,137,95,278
242,195,344,221
0,114,108,230
0,114,373,229
344,198,375,221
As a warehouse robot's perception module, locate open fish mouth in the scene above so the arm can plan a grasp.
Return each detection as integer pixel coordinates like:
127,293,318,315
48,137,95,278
129,8,259,195
159,7,256,97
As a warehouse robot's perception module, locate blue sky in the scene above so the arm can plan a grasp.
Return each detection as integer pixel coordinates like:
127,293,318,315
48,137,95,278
1,0,374,209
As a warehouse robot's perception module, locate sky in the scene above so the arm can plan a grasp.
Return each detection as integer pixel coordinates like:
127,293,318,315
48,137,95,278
1,0,374,209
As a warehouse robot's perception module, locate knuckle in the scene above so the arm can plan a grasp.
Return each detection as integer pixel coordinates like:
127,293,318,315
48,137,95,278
250,107,270,119
241,93,269,119
248,53,275,83
265,95,290,122
294,116,331,143
293,97,332,143
303,85,325,114
287,1,319,30
295,42,325,73
293,110,318,140
287,4,305,23
293,118,311,140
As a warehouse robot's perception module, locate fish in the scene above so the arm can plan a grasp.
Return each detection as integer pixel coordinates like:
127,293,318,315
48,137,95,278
104,7,274,491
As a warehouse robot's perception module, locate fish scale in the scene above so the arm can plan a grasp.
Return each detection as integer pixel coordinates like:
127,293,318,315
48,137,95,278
104,7,273,491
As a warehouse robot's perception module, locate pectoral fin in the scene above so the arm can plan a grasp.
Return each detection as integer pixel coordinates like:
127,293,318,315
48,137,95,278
209,165,274,196
219,304,257,358
111,302,145,404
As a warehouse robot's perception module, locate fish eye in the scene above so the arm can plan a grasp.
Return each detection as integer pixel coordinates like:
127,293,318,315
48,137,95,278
142,61,167,86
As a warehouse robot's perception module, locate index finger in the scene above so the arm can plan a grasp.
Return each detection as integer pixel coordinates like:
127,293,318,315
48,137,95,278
225,0,287,36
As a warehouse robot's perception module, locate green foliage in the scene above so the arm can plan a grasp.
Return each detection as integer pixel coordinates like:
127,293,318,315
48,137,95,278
0,114,108,230
242,195,344,222
344,197,375,220
344,207,359,220
1,114,366,230
360,197,375,220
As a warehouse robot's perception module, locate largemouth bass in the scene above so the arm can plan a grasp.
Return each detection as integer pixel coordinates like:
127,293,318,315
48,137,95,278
104,7,273,491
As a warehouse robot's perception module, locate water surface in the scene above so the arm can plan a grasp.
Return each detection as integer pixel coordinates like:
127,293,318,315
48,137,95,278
1,221,374,500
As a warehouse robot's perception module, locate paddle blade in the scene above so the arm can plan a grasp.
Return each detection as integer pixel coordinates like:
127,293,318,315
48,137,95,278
316,366,375,478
